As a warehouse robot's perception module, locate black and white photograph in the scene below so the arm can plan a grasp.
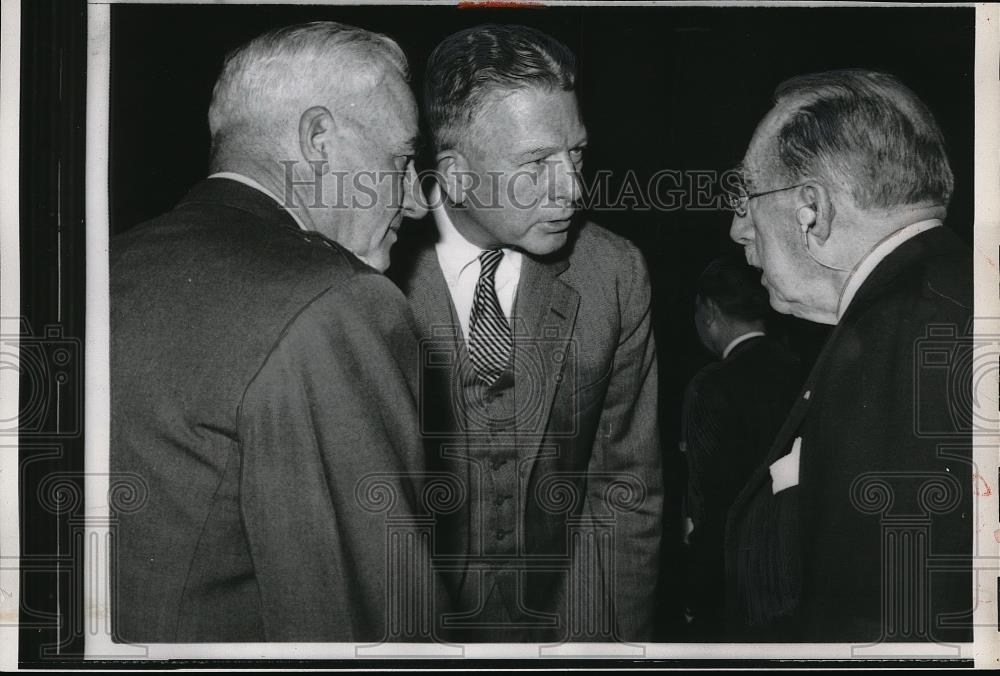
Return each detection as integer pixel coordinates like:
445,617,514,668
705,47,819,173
2,0,998,669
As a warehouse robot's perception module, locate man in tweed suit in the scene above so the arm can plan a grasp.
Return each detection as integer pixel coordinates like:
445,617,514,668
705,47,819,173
390,24,663,642
111,22,435,642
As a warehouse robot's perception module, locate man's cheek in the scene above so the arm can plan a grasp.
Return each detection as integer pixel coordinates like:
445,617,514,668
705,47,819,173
509,173,542,211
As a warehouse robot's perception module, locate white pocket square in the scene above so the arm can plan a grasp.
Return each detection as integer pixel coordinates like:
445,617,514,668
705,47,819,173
770,436,802,495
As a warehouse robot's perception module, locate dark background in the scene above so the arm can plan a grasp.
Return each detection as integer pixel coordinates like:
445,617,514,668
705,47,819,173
106,2,975,642
19,1,976,663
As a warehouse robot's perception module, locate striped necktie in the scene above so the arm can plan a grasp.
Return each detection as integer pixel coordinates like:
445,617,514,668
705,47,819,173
468,249,513,384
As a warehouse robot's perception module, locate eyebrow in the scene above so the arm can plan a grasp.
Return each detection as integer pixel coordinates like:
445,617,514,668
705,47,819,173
515,139,589,161
516,145,560,161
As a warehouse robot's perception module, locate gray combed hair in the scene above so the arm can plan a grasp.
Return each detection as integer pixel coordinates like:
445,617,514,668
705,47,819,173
208,21,408,166
772,69,954,210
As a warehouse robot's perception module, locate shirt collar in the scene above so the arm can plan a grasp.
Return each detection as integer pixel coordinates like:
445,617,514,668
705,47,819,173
431,183,521,283
208,171,308,232
836,219,942,320
722,330,766,360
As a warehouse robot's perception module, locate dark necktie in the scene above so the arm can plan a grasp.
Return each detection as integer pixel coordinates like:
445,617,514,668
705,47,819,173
468,249,513,384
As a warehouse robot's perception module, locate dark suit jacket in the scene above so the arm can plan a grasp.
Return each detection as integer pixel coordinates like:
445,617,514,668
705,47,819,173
390,218,663,642
111,178,431,642
725,226,973,642
682,335,801,635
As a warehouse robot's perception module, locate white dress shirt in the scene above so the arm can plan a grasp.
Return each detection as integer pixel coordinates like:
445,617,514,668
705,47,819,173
431,185,522,342
836,219,942,320
208,171,308,231
722,330,766,360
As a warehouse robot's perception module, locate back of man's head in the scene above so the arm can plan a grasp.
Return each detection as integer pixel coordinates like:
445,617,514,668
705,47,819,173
769,69,953,213
423,23,576,152
696,256,772,327
208,21,408,170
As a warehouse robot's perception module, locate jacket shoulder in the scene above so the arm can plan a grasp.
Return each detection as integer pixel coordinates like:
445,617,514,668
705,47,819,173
111,198,398,341
686,361,728,399
921,239,972,316
564,221,649,285
119,198,377,282
571,221,643,263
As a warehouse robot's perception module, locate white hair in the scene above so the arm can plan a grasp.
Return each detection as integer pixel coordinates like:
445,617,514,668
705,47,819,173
207,21,408,168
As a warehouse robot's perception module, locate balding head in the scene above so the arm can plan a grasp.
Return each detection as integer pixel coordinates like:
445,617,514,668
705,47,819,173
767,69,953,212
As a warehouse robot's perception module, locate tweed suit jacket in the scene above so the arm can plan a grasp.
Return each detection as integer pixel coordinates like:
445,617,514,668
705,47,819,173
390,218,664,642
724,226,973,643
111,178,433,642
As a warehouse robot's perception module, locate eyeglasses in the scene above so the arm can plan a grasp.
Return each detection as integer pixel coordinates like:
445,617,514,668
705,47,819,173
726,179,808,217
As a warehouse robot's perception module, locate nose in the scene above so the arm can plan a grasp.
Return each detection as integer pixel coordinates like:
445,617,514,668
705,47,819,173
551,152,582,207
402,162,427,220
729,211,753,245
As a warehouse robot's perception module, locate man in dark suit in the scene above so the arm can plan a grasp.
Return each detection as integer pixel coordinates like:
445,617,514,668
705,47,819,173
390,24,662,643
111,22,434,642
726,69,972,642
681,257,801,640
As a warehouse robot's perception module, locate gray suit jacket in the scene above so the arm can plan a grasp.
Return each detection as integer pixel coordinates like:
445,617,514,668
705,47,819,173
391,218,664,641
111,178,434,642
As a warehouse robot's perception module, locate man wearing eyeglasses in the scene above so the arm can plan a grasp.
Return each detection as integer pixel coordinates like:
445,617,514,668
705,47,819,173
725,69,972,642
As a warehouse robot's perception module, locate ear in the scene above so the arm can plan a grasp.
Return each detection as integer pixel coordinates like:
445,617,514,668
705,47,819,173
436,149,471,205
701,297,721,325
796,182,835,244
298,106,335,169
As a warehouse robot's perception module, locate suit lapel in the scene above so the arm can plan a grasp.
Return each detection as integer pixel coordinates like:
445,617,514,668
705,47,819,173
511,254,580,487
403,247,462,340
402,247,478,595
405,246,478,443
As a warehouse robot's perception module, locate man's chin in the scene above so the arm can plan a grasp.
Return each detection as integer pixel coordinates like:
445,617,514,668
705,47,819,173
766,288,795,316
768,296,793,316
522,229,570,256
770,292,838,325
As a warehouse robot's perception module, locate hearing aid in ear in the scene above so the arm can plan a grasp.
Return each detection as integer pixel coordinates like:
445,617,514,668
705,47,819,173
797,206,816,231
800,206,852,272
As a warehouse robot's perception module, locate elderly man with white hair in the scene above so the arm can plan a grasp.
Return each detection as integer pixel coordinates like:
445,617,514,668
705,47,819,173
726,69,972,642
110,22,431,642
